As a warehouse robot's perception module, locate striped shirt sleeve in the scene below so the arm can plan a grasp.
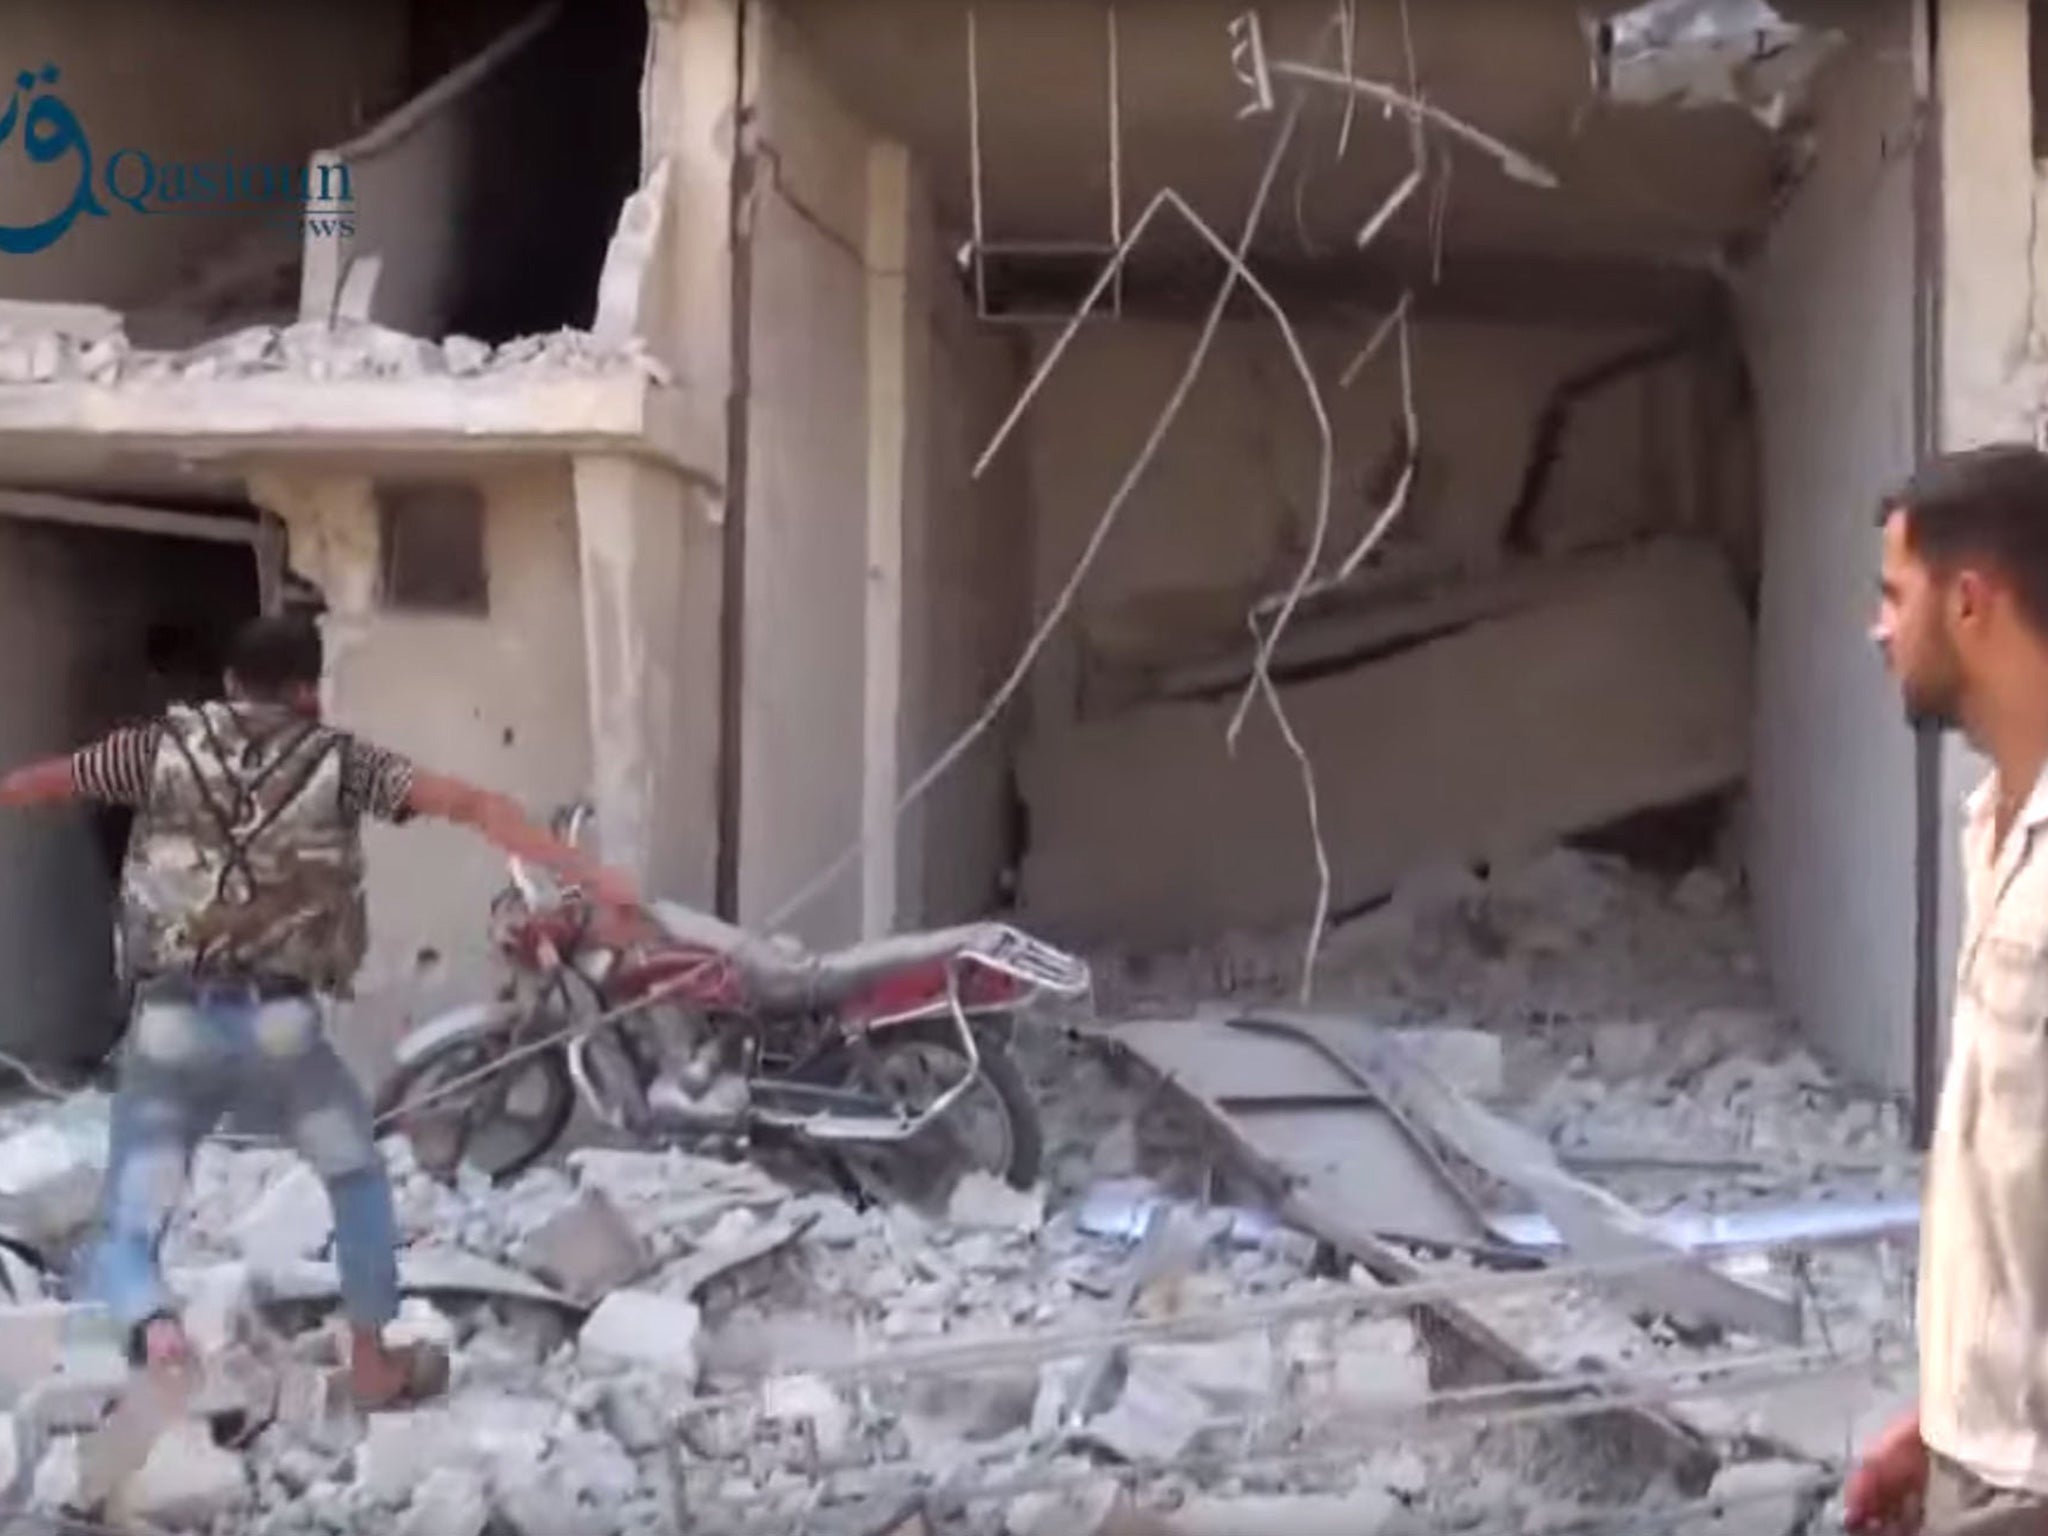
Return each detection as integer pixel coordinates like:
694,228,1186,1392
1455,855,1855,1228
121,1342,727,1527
338,735,418,824
70,726,162,807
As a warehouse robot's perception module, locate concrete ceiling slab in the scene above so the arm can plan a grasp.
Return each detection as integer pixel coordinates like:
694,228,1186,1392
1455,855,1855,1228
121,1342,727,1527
782,0,1867,270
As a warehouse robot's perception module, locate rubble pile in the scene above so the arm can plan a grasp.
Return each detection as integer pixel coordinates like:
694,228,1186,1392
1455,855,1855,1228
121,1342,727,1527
0,318,670,388
0,1122,1638,1536
0,836,1919,1532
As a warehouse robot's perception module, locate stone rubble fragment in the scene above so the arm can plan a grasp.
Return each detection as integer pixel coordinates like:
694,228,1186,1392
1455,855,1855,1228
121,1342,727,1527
947,1173,1047,1234
516,1189,651,1303
111,1418,249,1529
0,314,671,390
577,1291,702,1382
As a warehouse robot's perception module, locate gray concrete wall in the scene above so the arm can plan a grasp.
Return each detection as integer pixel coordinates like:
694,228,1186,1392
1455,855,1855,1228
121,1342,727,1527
1933,0,2044,1059
1738,0,1920,1090
896,168,1032,927
0,0,406,310
252,464,592,1085
734,9,874,947
1010,314,1740,942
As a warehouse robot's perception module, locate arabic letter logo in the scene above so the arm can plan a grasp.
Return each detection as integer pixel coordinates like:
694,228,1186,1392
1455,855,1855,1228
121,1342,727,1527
0,64,108,256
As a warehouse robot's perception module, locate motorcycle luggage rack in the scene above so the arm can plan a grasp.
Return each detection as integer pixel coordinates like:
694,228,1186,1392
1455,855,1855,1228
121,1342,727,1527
963,925,1092,998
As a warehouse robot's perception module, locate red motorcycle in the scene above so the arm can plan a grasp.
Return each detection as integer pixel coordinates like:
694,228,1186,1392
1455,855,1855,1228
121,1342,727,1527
374,805,1090,1202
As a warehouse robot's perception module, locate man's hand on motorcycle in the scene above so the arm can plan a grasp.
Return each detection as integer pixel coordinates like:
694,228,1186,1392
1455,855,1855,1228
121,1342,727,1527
1842,1413,1926,1532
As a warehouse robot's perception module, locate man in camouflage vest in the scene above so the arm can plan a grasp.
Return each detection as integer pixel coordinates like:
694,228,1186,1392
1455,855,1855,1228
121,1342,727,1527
0,613,639,1407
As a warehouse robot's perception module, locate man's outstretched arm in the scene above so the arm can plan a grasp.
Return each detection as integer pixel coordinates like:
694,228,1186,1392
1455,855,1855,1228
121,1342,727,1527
0,758,80,809
403,770,641,909
0,727,156,810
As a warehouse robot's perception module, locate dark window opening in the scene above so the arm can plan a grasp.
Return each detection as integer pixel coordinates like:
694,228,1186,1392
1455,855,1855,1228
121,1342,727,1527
378,481,489,615
402,0,649,342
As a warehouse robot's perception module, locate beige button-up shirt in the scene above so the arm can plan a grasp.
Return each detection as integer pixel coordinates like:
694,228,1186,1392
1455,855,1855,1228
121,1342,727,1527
1922,768,2048,1491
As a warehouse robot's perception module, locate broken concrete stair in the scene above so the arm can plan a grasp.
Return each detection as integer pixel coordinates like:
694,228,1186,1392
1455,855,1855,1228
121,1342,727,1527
1019,538,1752,944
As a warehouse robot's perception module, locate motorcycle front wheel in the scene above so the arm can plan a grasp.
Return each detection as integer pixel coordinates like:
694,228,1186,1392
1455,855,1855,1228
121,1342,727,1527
372,1022,576,1185
804,1017,1044,1205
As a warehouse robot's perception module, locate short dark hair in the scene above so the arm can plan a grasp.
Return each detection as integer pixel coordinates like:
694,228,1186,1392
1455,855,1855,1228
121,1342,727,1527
1883,444,2048,636
224,614,323,697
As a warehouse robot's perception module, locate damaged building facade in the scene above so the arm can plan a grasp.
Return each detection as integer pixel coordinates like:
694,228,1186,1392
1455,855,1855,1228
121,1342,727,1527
0,0,2032,1112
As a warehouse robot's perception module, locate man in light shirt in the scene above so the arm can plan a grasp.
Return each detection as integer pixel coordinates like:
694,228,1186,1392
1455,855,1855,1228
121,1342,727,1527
1852,444,2048,1532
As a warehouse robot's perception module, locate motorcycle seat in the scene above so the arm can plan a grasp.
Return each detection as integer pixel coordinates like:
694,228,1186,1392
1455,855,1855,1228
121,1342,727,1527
647,904,1039,1011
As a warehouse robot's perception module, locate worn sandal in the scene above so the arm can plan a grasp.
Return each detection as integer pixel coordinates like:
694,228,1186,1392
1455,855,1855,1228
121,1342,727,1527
353,1341,450,1412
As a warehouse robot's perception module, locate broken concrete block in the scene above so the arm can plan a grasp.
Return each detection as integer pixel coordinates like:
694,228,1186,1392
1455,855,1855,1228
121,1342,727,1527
0,1412,35,1507
356,1410,463,1504
385,1298,458,1355
1167,1489,1400,1535
1082,1361,1211,1464
180,1263,255,1355
946,1173,1046,1233
761,1373,854,1460
516,1189,651,1302
1126,1336,1275,1410
1589,1020,1666,1081
397,1465,490,1536
1008,1476,1122,1536
232,1165,334,1266
0,1112,107,1248
18,1336,127,1432
1021,539,1753,943
274,1363,355,1452
577,1291,701,1381
0,1303,84,1402
110,1418,248,1529
29,1434,76,1511
1677,1458,1816,1534
1391,1027,1505,1099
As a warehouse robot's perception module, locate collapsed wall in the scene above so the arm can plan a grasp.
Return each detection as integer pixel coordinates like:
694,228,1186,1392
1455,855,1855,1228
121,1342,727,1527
1020,537,1753,945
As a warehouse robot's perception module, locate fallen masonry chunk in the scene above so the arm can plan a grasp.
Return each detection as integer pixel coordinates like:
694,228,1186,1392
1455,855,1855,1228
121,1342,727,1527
18,1337,127,1433
357,1410,465,1505
947,1173,1046,1234
761,1372,854,1461
1081,1362,1211,1464
0,1410,35,1507
0,1303,85,1403
386,1298,459,1355
516,1189,650,1303
1164,1488,1401,1535
232,1166,334,1267
1008,1477,1122,1536
578,1291,702,1382
179,1263,255,1355
110,1418,248,1530
396,1465,490,1536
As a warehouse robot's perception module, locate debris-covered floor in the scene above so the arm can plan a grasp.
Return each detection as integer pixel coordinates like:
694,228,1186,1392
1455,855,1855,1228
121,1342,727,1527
0,845,1914,1535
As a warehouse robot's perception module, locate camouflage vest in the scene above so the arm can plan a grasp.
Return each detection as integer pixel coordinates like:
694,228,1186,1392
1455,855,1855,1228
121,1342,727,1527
119,702,368,994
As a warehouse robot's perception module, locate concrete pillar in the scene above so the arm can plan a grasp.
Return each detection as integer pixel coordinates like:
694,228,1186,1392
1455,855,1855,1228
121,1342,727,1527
572,456,722,905
861,142,912,938
244,469,382,704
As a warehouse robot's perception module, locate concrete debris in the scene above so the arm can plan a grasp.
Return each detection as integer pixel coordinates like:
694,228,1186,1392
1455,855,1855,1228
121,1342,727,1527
947,1173,1047,1233
1024,539,1754,945
578,1291,703,1381
1007,1477,1121,1536
1591,0,1844,129
395,1466,490,1536
233,1165,335,1267
0,314,671,390
111,1418,249,1529
516,1189,651,1303
0,837,1915,1536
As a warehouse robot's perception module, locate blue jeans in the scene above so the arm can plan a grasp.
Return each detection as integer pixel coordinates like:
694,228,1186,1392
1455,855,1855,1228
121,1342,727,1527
83,987,400,1337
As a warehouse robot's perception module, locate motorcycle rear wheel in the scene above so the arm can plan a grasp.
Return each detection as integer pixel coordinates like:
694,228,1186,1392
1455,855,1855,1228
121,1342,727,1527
807,1017,1043,1205
372,1025,576,1185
